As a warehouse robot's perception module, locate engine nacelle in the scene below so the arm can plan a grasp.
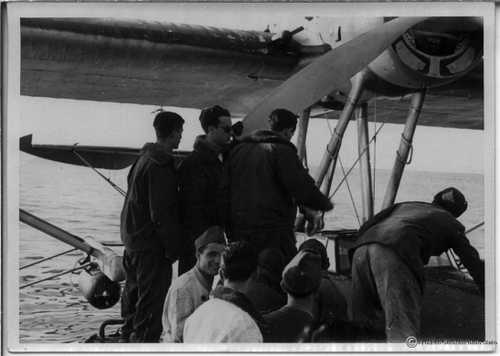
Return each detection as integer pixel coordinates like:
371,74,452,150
367,18,483,95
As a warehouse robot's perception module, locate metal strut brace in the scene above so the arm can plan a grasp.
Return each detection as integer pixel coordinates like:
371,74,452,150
72,147,127,197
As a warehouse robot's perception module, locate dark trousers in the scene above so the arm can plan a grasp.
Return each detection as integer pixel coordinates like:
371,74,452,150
230,228,297,264
351,244,422,342
121,249,172,342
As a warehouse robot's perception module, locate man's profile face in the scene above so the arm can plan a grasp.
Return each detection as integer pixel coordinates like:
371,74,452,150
170,126,183,149
209,116,233,147
198,242,226,276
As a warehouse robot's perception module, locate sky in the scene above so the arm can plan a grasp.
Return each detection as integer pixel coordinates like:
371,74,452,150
19,96,484,174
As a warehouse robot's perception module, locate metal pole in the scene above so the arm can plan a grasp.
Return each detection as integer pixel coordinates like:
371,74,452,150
356,103,374,222
20,209,94,254
382,90,426,209
315,69,368,188
297,108,311,168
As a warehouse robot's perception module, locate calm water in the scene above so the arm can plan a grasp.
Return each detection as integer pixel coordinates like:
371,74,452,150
18,154,485,343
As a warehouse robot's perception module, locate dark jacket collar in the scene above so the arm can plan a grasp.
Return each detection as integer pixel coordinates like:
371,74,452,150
193,135,221,162
240,130,296,151
211,286,269,337
141,143,174,166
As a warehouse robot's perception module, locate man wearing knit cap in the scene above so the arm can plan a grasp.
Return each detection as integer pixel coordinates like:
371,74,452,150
350,187,484,342
246,248,287,313
298,239,348,326
161,226,226,342
264,251,322,342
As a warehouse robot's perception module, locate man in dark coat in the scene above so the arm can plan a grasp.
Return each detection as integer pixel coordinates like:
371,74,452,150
264,251,322,342
246,248,287,313
120,111,184,342
350,187,484,342
222,108,333,263
178,105,233,274
298,239,348,325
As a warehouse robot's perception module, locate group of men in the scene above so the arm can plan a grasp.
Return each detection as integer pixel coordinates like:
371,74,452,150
119,106,333,342
119,105,485,343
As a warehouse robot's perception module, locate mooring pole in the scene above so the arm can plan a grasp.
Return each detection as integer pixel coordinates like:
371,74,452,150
315,69,368,189
297,107,311,168
382,89,426,209
356,102,374,222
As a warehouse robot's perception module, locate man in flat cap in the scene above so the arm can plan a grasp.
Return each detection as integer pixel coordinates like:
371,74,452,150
120,111,184,342
264,251,322,342
350,187,484,342
161,226,227,342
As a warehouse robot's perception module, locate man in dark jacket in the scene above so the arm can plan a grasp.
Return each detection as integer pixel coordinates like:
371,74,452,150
246,248,287,313
350,187,484,342
120,111,184,342
178,105,233,274
223,108,333,263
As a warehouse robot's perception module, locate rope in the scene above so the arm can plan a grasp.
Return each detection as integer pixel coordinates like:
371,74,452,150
20,248,77,270
339,158,361,227
72,148,127,197
329,123,385,200
465,221,485,234
372,98,377,199
20,262,95,289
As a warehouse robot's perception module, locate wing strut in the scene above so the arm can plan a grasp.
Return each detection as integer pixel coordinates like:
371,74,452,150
382,89,426,208
297,108,311,168
315,69,369,190
356,103,374,222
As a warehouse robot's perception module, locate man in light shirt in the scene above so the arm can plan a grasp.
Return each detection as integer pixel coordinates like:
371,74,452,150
161,226,226,342
183,241,266,343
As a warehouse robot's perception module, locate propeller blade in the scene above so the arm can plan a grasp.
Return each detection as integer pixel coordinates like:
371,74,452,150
242,17,425,135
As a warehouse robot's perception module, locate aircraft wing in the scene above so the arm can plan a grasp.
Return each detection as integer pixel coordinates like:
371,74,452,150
22,17,483,130
21,18,299,116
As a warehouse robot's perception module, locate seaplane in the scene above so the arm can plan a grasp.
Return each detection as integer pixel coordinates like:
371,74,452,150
16,12,489,345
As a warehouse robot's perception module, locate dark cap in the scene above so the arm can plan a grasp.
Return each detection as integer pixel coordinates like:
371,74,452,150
194,226,226,251
258,248,285,279
280,251,321,298
432,187,468,218
298,239,330,271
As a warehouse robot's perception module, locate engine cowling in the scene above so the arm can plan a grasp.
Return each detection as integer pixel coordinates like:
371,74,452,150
366,17,483,95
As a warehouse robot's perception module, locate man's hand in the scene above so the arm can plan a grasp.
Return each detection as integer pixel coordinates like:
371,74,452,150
302,206,326,236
